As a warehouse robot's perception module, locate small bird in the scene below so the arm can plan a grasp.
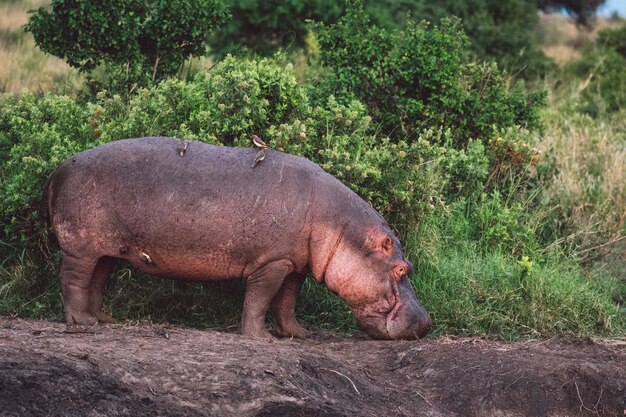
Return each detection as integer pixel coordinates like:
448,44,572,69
177,139,187,157
251,134,269,149
252,147,268,168
250,134,269,168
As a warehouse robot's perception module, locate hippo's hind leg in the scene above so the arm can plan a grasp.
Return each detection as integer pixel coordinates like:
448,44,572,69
270,273,308,339
89,257,116,323
242,259,294,339
60,253,99,326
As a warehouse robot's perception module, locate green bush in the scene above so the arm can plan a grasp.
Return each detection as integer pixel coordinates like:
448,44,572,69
365,0,554,79
93,55,309,146
315,2,546,147
0,92,93,249
314,1,546,230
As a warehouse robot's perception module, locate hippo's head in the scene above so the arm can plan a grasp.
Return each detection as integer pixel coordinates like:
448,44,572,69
322,229,432,340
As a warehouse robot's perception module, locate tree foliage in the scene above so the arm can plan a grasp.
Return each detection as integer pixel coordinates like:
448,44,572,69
209,0,344,58
25,0,229,83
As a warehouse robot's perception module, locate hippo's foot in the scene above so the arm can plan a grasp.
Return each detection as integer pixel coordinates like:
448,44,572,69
273,320,309,339
64,310,98,333
95,310,116,324
66,310,98,327
241,324,274,340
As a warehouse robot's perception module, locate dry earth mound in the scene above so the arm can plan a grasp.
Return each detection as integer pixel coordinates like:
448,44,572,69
0,317,624,416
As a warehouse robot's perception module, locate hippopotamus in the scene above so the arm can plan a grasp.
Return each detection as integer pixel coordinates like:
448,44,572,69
42,137,431,339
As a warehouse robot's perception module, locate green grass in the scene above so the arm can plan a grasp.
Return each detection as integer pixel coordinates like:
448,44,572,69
0,245,62,320
397,203,626,339
414,246,625,339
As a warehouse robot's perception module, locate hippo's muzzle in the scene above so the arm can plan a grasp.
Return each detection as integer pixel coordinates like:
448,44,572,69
355,277,431,340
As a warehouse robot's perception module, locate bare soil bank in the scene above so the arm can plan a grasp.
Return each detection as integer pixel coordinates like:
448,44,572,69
0,317,624,416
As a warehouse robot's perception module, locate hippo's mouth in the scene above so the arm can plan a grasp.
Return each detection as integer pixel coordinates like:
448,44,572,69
352,274,431,340
385,295,431,340
353,307,392,339
385,297,403,329
355,290,431,340
354,300,400,340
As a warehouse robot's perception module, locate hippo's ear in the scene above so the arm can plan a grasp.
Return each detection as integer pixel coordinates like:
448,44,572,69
365,233,393,256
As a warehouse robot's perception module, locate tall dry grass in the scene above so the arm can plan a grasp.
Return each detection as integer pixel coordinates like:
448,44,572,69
536,93,626,261
0,1,80,93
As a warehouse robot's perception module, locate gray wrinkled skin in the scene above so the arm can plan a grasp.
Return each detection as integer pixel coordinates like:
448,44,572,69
43,137,431,339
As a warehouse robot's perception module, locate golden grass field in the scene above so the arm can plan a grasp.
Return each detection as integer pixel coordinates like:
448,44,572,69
0,0,79,93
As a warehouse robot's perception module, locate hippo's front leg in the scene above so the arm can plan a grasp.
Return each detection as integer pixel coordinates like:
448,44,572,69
241,259,295,338
270,273,308,339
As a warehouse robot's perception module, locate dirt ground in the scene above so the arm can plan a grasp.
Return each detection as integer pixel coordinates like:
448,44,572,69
0,317,624,417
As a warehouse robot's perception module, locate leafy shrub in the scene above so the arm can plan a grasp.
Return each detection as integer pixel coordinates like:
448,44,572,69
91,55,310,146
0,92,92,249
314,1,546,230
315,2,546,148
365,0,554,79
